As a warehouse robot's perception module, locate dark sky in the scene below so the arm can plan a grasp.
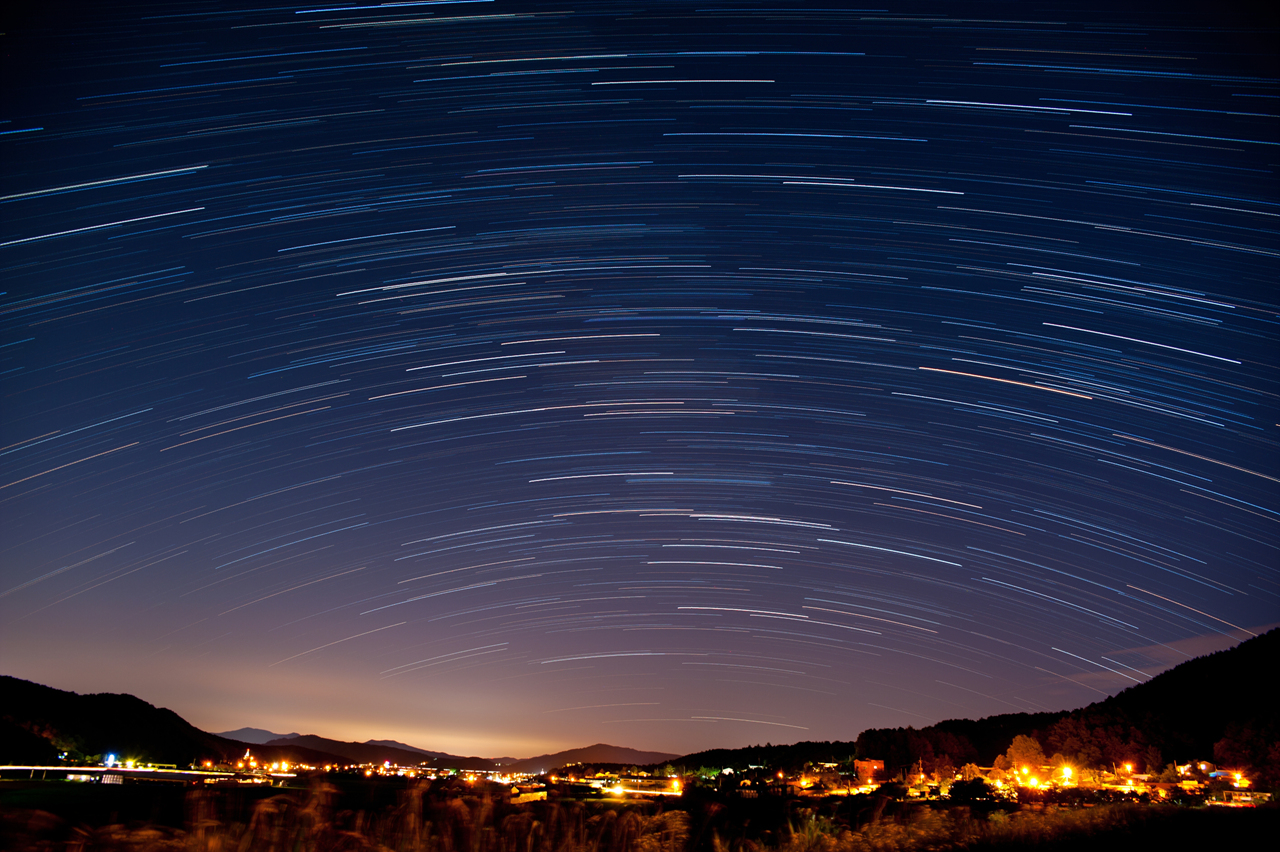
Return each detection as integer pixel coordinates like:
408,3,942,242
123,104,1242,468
2,1,1277,758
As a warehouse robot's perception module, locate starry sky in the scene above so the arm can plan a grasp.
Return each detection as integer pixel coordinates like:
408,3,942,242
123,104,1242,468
2,1,1277,759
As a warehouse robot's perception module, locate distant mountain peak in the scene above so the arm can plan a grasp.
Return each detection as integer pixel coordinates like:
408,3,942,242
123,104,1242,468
504,743,680,773
214,727,301,744
363,738,448,757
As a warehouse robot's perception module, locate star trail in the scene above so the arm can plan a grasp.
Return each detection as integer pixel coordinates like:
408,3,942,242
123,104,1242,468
2,1,1277,757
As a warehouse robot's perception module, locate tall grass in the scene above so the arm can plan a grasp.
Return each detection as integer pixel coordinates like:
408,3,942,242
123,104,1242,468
3,783,692,852
1,783,1271,851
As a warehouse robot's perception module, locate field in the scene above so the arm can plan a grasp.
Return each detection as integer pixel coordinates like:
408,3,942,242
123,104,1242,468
2,779,1275,851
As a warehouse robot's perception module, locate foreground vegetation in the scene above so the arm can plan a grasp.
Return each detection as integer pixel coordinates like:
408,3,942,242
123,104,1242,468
2,780,1275,852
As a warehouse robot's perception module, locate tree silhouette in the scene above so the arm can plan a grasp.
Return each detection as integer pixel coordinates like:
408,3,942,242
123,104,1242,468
1005,735,1047,773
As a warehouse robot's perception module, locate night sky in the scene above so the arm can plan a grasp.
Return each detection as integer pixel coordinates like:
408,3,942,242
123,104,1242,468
2,1,1277,759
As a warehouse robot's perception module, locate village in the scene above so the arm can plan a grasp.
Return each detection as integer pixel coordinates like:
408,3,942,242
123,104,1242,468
109,744,1264,810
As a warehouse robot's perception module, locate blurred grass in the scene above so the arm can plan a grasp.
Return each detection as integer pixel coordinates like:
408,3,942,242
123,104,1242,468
1,781,1275,851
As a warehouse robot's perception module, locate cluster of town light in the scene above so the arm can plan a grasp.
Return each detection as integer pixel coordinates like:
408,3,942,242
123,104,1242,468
1012,764,1074,788
82,749,1253,803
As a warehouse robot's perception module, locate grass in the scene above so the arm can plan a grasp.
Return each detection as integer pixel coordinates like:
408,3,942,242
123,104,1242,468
1,781,1275,851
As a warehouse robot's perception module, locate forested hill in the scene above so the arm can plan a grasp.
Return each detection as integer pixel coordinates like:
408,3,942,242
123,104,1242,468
672,629,1278,780
855,628,1278,777
669,713,1062,775
857,712,1066,770
0,675,345,767
1091,626,1279,762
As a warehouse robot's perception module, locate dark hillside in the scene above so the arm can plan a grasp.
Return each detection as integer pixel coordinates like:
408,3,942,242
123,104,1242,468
676,629,1278,780
265,734,454,768
930,712,1066,764
0,676,342,767
1090,627,1280,760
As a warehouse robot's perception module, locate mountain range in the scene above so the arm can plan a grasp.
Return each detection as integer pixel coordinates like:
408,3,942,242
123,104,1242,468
0,676,679,771
211,730,469,764
0,678,347,769
4,628,1275,779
